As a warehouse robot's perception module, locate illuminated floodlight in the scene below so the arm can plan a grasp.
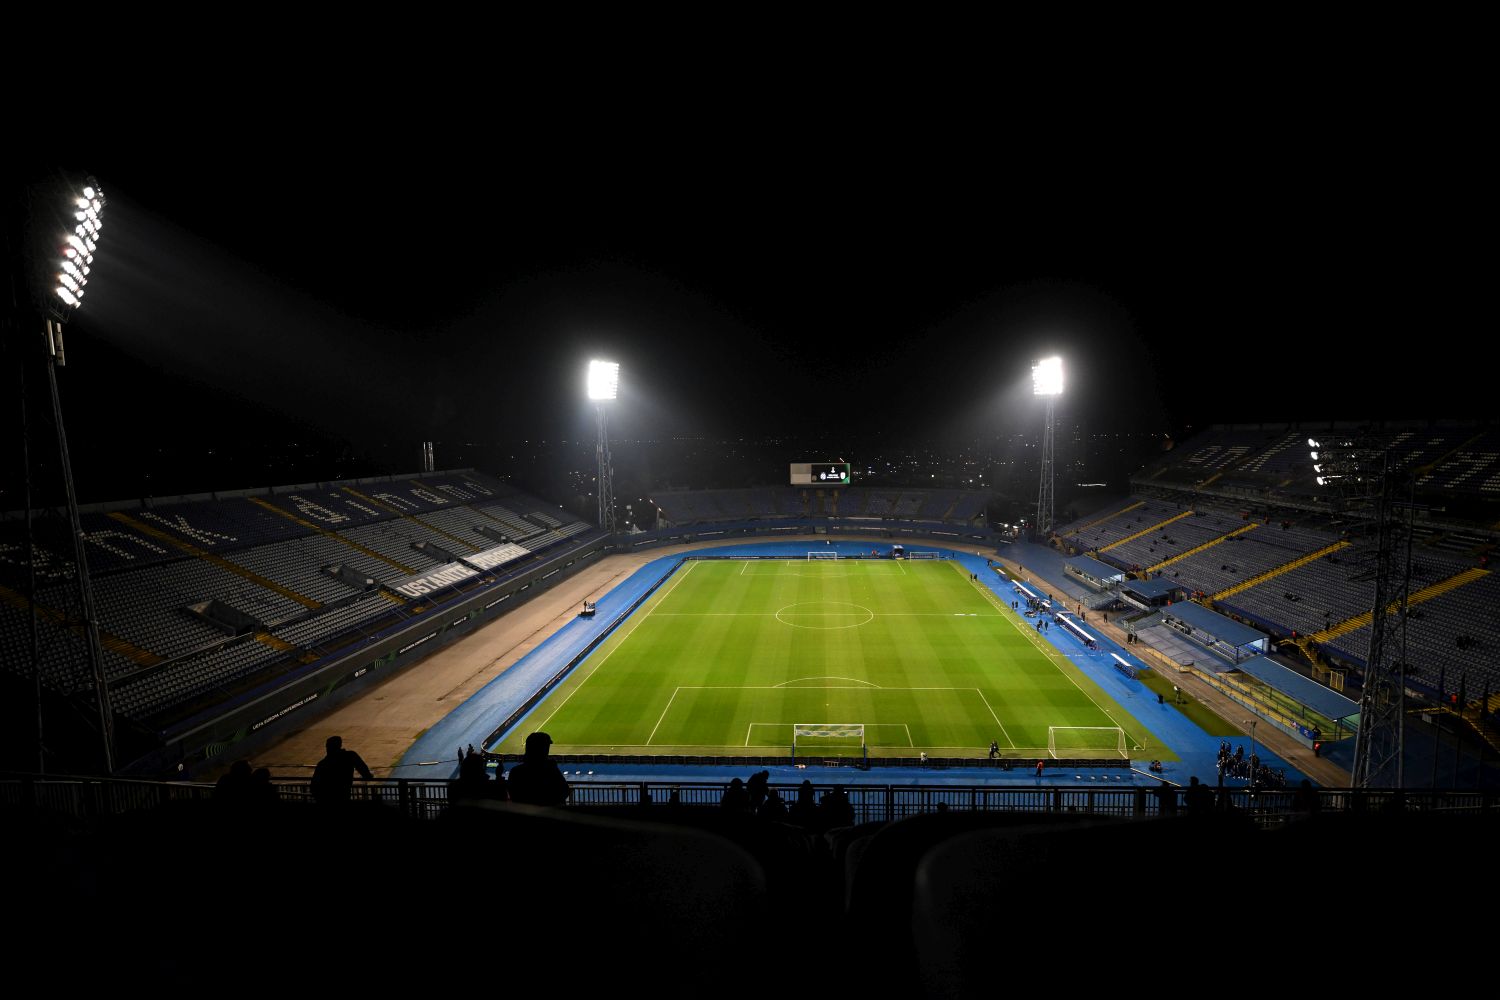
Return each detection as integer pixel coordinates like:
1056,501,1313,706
52,177,105,314
1308,438,1320,448
1032,356,1064,396
587,359,620,400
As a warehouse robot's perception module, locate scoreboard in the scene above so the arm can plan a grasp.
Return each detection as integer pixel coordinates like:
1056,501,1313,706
790,462,850,486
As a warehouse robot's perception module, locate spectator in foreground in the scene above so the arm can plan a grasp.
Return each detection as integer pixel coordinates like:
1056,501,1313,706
311,736,373,806
506,732,571,806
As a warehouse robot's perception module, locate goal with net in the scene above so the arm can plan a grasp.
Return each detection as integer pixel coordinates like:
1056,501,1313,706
907,550,940,560
807,551,840,561
792,723,866,764
1046,726,1128,759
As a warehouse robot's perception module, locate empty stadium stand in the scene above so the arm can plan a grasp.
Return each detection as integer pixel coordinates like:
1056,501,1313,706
0,471,603,754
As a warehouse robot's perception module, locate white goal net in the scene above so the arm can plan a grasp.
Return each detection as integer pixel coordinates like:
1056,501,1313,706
792,723,865,759
807,551,840,561
907,551,940,560
1046,726,1128,758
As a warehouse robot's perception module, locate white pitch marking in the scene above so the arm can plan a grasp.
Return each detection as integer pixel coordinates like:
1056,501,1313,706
532,561,698,734
646,687,682,746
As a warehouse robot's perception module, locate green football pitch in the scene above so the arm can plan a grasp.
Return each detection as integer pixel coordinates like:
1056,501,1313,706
495,558,1168,760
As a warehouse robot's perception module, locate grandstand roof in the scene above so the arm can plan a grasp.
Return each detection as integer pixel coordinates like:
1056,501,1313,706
1162,602,1267,649
1236,655,1360,722
1122,577,1179,600
1066,555,1126,582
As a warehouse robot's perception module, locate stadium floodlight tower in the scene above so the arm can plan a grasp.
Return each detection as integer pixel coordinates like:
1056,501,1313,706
1309,434,1414,788
587,360,620,533
1032,356,1064,538
21,176,115,772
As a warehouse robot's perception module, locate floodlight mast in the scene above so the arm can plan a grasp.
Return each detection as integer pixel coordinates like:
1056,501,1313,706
587,360,619,534
1309,436,1411,788
24,176,115,773
1032,357,1063,538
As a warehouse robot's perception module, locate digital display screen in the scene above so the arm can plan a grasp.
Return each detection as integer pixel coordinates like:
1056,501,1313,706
790,462,851,486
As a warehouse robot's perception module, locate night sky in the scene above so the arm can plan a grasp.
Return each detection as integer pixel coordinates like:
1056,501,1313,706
9,33,1490,500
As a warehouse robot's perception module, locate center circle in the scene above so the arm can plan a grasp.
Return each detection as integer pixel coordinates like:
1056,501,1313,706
774,601,875,630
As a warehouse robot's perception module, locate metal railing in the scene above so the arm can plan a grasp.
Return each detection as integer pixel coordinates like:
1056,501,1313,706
4,774,1492,824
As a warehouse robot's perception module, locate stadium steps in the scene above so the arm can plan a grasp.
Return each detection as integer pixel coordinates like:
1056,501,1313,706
1062,501,1144,538
1147,523,1259,573
1098,510,1196,554
0,581,164,668
1463,709,1500,757
1210,540,1350,602
107,512,322,611
247,497,420,576
1306,568,1490,645
340,487,482,553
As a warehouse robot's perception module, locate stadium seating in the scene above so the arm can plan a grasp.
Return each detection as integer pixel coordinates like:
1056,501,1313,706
4,471,596,729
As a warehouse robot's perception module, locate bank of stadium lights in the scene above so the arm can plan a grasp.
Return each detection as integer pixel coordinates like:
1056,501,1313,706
54,181,105,313
587,359,620,400
1033,356,1063,536
1032,355,1064,397
588,360,620,533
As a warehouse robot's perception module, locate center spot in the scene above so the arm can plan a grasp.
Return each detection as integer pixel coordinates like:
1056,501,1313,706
774,601,875,630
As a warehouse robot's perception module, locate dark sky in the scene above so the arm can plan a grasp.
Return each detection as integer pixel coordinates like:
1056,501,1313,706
12,30,1491,496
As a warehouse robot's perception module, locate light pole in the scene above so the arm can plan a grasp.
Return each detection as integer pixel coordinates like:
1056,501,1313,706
22,175,114,772
587,360,619,533
1032,356,1063,538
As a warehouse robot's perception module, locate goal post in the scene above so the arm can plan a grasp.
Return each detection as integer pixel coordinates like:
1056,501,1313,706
792,723,866,764
907,550,940,560
807,551,840,561
1047,726,1128,759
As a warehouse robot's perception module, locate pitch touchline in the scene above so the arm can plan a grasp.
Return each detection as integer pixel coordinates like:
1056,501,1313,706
533,561,699,734
960,564,1142,750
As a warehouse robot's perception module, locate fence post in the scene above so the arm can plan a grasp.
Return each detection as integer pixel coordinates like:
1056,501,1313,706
1133,786,1147,818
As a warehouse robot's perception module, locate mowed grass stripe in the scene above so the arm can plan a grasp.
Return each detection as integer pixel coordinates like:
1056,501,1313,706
496,560,1170,759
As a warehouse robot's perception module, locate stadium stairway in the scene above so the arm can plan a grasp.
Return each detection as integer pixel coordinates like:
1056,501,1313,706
1210,539,1350,602
1306,567,1490,646
1147,522,1259,573
1097,510,1195,553
1061,500,1144,539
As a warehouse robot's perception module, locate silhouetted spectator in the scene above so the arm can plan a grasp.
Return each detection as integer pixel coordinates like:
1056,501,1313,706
746,770,770,812
760,788,788,821
819,786,854,829
1155,780,1177,816
506,732,571,806
1182,776,1214,816
250,767,278,808
214,759,254,806
459,746,489,789
788,779,818,828
667,788,681,810
720,777,750,813
311,736,372,806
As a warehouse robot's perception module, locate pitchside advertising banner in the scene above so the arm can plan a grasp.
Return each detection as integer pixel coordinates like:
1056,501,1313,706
790,462,850,486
